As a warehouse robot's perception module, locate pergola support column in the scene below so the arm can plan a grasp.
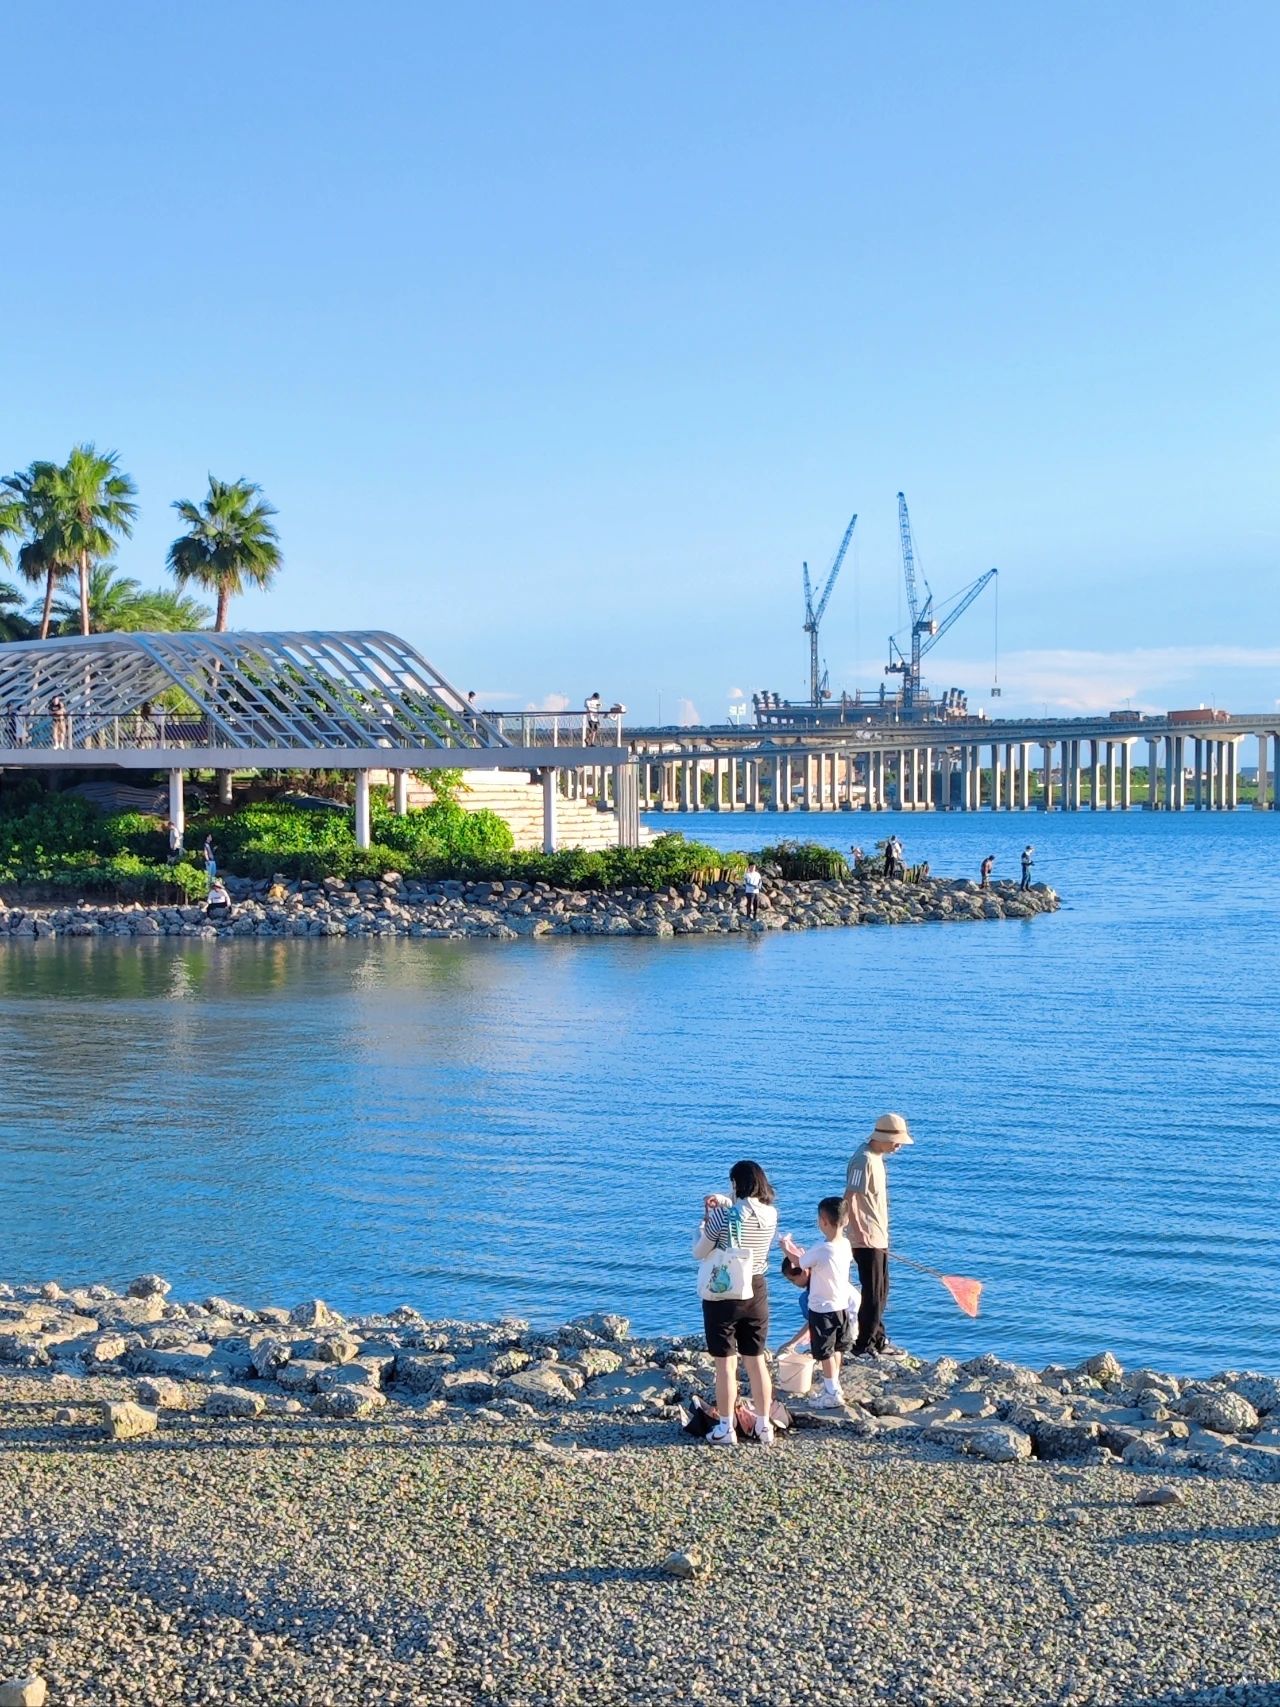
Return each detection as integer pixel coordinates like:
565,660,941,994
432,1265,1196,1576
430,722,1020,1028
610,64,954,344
168,768,185,847
354,769,371,849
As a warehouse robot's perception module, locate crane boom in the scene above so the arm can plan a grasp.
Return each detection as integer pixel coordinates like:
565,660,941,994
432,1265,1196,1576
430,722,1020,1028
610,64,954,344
919,568,997,657
802,510,857,707
896,492,932,628
814,511,857,627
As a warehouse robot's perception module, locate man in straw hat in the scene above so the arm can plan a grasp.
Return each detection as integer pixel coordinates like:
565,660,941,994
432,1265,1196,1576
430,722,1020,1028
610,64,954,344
844,1111,914,1358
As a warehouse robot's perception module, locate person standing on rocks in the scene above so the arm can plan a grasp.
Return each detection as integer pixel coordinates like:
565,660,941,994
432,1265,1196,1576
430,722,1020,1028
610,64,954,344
980,854,995,890
781,1196,855,1408
844,1113,914,1359
203,834,217,880
742,860,763,920
1021,845,1035,891
694,1159,779,1446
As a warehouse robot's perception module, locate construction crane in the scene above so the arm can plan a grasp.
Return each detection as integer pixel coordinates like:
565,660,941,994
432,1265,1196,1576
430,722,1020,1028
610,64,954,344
885,492,935,716
885,492,997,716
803,510,857,706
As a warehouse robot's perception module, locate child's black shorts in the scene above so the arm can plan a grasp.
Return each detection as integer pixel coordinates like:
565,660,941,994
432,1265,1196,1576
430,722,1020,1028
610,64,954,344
807,1308,853,1361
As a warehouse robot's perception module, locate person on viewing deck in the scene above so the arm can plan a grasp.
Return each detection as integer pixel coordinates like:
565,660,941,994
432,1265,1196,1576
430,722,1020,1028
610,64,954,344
694,1159,779,1447
781,1196,855,1408
584,691,603,744
845,1112,914,1358
742,860,763,919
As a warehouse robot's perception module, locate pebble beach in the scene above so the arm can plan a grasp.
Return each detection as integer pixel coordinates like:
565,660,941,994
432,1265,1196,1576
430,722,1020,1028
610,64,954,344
0,1276,1276,1706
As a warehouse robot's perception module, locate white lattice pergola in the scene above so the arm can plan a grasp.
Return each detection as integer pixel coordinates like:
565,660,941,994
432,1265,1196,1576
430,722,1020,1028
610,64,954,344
0,631,636,849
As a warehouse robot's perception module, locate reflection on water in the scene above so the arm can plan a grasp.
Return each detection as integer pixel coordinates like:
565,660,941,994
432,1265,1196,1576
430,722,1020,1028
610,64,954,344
1,808,1277,1374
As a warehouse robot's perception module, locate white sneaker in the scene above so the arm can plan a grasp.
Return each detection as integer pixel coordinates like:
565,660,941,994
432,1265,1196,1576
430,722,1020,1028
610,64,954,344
810,1387,848,1410
753,1416,776,1447
708,1418,736,1446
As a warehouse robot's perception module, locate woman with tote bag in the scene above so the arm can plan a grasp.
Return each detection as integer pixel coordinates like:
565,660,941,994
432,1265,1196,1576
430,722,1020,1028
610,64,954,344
693,1159,779,1446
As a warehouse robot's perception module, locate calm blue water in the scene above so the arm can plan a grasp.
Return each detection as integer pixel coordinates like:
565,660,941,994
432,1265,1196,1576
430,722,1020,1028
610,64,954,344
1,808,1277,1375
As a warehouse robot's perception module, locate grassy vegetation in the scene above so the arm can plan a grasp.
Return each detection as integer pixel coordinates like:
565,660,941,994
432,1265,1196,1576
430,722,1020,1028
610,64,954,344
0,785,747,898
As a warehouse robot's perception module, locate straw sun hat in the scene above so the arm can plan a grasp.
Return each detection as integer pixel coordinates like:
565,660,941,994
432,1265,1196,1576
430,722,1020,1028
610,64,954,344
869,1111,914,1147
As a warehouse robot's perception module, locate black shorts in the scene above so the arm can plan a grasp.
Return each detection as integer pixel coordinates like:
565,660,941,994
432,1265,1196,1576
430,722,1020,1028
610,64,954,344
808,1308,853,1361
702,1275,769,1358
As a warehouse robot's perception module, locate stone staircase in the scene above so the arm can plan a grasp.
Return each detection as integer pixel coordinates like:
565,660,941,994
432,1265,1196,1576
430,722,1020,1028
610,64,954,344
403,769,651,852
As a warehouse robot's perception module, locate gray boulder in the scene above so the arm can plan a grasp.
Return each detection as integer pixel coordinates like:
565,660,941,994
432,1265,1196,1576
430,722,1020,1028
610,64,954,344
504,1365,577,1408
1180,1389,1260,1436
205,1386,266,1419
101,1400,158,1441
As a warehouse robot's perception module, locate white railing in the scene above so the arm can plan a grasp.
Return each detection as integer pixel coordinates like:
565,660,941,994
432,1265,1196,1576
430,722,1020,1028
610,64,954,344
487,710,626,749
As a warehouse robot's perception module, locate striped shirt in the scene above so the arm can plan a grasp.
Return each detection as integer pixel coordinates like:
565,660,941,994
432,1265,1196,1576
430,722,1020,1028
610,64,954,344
703,1197,778,1277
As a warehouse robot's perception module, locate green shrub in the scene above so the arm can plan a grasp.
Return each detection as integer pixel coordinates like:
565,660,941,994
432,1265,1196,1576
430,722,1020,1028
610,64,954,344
755,840,849,881
100,810,168,859
0,788,745,897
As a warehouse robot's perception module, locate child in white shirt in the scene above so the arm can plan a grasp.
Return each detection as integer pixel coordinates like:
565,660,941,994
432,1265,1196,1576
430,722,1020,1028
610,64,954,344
781,1197,855,1408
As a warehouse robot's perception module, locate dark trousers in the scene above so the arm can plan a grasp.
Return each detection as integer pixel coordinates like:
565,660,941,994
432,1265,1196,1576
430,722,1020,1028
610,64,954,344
744,893,759,919
853,1246,889,1354
1021,868,1032,890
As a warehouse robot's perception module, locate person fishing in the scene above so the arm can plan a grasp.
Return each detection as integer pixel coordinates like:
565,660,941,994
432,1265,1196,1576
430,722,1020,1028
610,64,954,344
844,1112,914,1359
1021,844,1035,890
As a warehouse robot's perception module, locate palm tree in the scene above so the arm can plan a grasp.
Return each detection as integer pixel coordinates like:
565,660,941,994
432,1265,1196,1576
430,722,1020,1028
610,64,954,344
1,462,72,638
167,476,282,630
46,564,213,635
131,586,212,632
0,581,35,642
0,491,21,573
54,444,139,636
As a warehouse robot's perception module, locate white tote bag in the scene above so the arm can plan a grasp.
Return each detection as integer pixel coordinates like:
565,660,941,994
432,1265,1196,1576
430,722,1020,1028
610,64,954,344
697,1206,755,1303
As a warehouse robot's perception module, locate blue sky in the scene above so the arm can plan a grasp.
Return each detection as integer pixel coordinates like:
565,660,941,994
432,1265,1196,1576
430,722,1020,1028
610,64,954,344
2,3,1277,723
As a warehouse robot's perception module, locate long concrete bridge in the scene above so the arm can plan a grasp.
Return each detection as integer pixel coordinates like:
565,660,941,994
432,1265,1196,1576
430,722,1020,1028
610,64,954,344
620,713,1280,813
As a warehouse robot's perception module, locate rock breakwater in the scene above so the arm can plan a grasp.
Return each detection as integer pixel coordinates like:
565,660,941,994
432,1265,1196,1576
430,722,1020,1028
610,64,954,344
2,1276,1273,1484
0,873,1059,941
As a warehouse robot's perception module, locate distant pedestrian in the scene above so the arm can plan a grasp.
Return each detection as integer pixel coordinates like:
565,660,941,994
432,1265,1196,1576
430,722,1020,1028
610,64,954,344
1021,845,1035,891
205,877,232,921
203,835,217,880
49,694,68,750
980,854,995,890
584,691,603,746
167,820,184,865
742,860,762,920
844,1112,914,1359
465,691,479,732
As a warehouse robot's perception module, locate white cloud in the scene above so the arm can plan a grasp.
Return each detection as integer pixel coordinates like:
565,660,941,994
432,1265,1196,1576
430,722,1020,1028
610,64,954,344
728,685,746,701
677,696,701,726
529,692,571,713
925,646,1280,715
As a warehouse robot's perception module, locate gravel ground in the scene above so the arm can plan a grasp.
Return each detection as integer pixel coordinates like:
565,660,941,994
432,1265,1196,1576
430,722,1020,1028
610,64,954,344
0,1380,1276,1707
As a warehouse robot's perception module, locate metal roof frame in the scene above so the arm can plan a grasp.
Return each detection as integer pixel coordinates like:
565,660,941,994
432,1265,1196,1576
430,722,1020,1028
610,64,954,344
0,631,626,770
